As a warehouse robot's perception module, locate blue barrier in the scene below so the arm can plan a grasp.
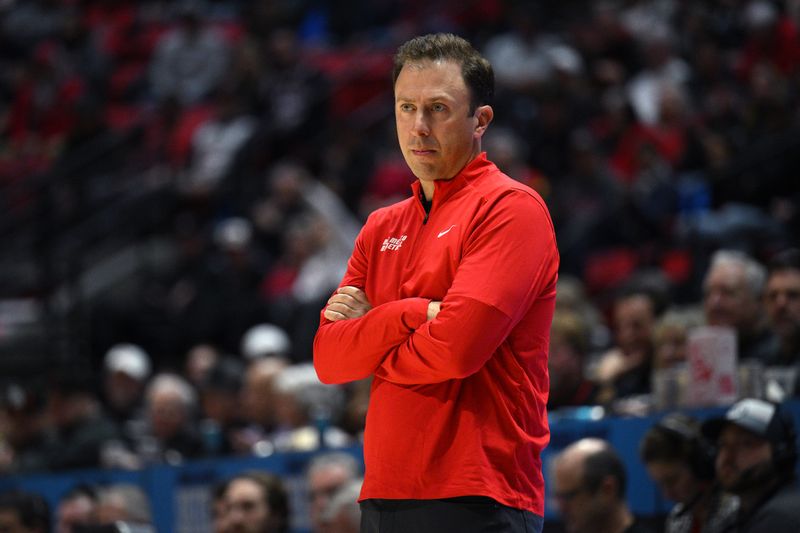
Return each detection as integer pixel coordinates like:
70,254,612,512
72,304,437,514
2,400,799,531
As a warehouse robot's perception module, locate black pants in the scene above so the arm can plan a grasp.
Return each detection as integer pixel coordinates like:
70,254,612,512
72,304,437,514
360,497,544,533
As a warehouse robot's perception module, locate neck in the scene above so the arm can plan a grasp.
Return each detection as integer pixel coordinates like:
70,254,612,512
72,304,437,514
420,180,435,201
599,504,634,533
737,477,784,515
688,483,714,523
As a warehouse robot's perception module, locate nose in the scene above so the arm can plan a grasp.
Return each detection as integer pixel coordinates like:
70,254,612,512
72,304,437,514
706,290,722,307
412,109,430,137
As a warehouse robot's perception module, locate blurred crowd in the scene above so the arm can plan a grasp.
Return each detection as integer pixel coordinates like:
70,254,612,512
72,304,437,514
2,0,800,531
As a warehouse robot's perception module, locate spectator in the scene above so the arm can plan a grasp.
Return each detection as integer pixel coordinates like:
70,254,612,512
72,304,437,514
6,40,85,166
640,414,737,533
552,438,655,533
271,364,349,452
736,0,800,80
177,84,258,198
252,28,330,162
185,343,221,390
238,356,290,455
0,489,50,533
253,161,361,358
55,484,99,533
549,129,625,277
95,484,153,526
652,307,705,371
102,343,151,431
593,279,669,405
548,309,599,411
319,479,363,533
197,356,248,456
240,323,292,360
702,250,776,362
702,398,800,532
0,382,56,473
223,471,290,533
306,452,361,532
46,372,120,471
149,4,230,105
763,249,800,369
137,373,204,465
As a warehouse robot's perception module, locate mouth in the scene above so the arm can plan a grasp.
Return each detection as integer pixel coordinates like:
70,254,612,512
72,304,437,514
410,148,436,156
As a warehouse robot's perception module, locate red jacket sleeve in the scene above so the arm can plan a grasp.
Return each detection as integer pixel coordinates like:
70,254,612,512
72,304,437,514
313,217,430,384
375,191,558,385
313,297,429,384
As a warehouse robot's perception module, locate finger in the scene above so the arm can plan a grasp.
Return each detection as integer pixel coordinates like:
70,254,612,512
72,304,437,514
327,294,359,310
324,308,347,321
326,295,361,313
337,286,368,303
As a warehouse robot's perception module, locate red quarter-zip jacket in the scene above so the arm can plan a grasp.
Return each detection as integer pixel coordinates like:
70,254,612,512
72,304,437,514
313,153,558,516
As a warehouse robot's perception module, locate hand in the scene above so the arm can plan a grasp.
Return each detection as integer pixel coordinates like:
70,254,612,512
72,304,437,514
324,286,373,321
427,301,441,320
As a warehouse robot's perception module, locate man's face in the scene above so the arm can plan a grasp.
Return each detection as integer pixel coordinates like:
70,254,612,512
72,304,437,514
765,269,800,341
56,495,95,533
703,263,758,330
553,458,604,533
148,392,186,440
614,294,655,356
715,424,774,493
308,465,351,530
654,325,689,369
225,478,270,533
548,332,581,401
645,460,698,505
104,371,143,411
394,59,486,193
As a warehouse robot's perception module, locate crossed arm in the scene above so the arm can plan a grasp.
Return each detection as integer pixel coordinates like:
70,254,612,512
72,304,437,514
324,286,440,322
313,192,557,386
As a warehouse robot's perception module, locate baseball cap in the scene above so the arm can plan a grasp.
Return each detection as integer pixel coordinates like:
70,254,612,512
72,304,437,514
240,323,291,359
104,344,152,381
702,398,792,446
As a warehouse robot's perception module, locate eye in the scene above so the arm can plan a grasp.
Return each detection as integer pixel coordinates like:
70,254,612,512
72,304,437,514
431,103,446,112
399,103,415,112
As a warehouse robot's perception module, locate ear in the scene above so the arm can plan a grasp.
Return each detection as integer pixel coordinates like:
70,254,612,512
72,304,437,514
473,105,493,138
599,475,619,500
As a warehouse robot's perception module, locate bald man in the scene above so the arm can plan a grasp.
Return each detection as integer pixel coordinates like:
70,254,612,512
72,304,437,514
552,438,654,533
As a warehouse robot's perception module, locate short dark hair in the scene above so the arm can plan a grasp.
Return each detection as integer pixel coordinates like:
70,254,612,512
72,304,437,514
0,489,50,531
582,447,627,499
641,414,693,463
229,471,290,533
392,33,494,111
60,483,99,503
768,248,800,274
640,414,715,479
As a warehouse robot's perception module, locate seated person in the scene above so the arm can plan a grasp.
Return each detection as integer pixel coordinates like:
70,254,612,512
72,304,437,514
702,398,800,532
640,413,737,533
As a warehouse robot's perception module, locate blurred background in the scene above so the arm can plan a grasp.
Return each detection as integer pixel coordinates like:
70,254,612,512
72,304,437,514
1,0,799,531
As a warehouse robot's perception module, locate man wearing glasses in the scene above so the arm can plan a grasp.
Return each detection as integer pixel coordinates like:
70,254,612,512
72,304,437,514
552,438,655,533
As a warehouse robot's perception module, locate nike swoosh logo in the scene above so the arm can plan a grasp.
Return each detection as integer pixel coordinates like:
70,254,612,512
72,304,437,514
437,225,456,238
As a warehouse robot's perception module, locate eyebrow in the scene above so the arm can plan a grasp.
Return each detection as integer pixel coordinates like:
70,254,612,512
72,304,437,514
395,93,453,103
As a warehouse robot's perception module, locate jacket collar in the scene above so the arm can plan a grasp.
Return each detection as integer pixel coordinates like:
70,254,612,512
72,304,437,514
410,152,495,206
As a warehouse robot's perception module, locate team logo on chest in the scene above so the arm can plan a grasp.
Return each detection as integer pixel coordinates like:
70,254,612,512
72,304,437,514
380,234,407,252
